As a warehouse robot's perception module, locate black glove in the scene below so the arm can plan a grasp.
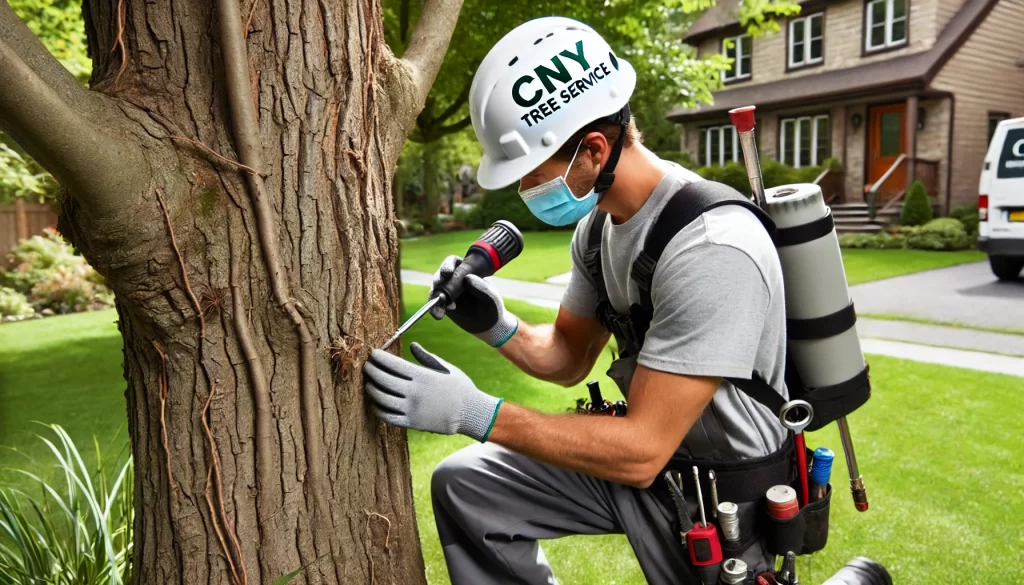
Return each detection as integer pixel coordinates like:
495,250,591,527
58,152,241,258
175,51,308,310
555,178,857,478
429,255,519,347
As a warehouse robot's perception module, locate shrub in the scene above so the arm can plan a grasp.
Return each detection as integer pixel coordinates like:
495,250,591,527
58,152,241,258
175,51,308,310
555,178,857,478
3,227,83,294
28,265,113,313
691,160,840,195
0,425,133,584
838,232,907,249
949,205,980,237
0,285,34,318
900,180,933,226
906,217,972,251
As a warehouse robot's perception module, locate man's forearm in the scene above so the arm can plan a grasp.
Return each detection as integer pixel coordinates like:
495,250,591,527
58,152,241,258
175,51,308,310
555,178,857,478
486,402,665,488
497,320,586,385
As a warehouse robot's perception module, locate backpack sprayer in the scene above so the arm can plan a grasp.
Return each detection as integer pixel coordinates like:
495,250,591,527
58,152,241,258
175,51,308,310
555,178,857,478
729,106,869,512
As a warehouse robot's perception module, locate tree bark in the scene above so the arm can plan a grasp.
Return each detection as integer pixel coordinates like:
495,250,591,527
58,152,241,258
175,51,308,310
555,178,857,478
0,0,461,583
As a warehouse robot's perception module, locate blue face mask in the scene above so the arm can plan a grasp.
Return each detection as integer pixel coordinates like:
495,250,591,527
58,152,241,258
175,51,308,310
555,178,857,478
518,141,598,226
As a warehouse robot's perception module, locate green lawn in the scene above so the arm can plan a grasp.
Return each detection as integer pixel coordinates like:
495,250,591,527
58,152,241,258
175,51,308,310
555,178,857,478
3,287,1022,584
401,230,986,286
401,230,574,282
841,249,985,285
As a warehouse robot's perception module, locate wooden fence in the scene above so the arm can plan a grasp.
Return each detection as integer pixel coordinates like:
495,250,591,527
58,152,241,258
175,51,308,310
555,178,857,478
0,200,59,263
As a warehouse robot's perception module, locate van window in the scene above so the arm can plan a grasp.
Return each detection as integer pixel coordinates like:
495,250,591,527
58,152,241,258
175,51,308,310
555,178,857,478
997,127,1024,179
989,112,1010,146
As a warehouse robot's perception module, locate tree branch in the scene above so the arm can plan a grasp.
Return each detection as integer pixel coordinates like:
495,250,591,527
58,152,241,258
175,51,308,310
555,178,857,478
215,0,328,517
432,79,471,126
436,115,472,137
0,39,144,219
0,1,85,102
399,0,464,122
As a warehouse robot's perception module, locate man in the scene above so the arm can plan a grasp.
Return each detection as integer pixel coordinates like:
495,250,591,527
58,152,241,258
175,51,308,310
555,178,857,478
363,17,789,584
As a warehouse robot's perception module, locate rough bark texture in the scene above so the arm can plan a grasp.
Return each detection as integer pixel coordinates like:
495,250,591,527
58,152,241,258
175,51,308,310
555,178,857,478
0,0,458,582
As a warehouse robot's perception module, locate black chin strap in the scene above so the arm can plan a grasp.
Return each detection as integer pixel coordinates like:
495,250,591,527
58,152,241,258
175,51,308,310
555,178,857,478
593,103,630,195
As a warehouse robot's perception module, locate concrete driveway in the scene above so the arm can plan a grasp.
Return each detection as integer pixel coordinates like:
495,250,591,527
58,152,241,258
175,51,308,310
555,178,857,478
849,261,1024,329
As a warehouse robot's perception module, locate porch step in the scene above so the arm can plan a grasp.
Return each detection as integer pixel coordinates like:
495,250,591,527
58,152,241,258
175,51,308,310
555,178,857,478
835,223,885,234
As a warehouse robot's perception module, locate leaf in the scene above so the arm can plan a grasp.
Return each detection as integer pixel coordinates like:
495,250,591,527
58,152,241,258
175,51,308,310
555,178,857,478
272,566,306,585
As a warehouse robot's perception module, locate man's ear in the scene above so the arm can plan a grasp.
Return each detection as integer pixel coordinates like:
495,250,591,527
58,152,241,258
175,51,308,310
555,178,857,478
583,132,610,167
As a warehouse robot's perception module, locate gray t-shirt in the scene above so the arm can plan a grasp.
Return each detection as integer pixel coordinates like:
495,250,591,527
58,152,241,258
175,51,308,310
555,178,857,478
561,166,788,460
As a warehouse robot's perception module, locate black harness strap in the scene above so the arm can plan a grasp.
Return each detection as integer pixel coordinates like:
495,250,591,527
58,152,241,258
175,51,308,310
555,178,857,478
788,302,858,341
591,181,784,413
774,210,835,247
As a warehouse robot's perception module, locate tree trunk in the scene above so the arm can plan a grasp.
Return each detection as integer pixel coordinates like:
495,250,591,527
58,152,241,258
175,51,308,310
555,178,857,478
0,0,460,582
420,142,440,226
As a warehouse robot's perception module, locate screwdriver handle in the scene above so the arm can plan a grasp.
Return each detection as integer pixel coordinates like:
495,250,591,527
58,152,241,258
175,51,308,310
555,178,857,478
437,220,523,306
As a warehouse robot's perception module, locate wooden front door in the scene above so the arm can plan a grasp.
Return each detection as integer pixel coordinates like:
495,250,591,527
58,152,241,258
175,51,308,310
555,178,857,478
867,104,907,196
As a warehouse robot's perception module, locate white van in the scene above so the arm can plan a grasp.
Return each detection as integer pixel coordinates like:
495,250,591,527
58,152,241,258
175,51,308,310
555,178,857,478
979,117,1024,281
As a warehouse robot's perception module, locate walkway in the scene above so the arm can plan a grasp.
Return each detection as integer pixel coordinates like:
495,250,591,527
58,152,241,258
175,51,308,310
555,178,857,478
401,269,1024,376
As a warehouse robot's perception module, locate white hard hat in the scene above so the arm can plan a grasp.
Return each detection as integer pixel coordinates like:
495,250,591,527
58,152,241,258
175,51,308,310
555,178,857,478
470,17,637,190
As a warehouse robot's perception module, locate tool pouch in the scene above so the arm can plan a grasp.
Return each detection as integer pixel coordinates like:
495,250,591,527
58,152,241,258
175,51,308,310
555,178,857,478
764,483,831,556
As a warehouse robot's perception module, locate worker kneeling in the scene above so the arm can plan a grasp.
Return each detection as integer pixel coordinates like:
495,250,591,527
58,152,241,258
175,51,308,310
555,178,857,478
364,17,792,584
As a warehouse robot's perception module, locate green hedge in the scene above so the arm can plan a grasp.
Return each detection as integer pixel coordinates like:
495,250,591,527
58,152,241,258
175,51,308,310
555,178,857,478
691,159,842,194
839,217,975,251
949,205,980,237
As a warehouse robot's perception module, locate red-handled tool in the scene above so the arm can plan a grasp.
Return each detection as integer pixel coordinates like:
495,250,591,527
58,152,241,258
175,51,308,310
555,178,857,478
685,466,723,577
381,220,524,349
779,400,814,508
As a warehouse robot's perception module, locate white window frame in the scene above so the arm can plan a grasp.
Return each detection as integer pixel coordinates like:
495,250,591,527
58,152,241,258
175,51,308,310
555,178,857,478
788,13,824,68
702,125,739,166
721,34,752,82
779,115,830,168
865,0,908,52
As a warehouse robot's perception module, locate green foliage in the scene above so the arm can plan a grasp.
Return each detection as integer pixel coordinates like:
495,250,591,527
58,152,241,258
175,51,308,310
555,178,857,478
905,217,973,251
693,160,840,194
0,286,34,319
0,142,56,203
949,205,980,237
0,425,132,585
272,567,306,585
838,232,907,250
469,186,567,232
2,228,113,314
900,180,934,227
10,0,91,82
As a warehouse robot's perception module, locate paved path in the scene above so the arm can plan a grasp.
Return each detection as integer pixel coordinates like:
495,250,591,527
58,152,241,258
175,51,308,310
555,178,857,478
402,269,1024,376
849,261,1024,330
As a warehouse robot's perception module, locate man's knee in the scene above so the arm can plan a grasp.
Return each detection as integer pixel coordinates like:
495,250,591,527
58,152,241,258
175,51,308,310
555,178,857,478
432,443,491,512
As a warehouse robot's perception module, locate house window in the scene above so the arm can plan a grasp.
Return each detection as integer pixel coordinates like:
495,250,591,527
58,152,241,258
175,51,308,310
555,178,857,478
865,0,907,52
779,115,831,168
700,125,740,166
789,13,824,68
722,35,752,82
989,112,1011,145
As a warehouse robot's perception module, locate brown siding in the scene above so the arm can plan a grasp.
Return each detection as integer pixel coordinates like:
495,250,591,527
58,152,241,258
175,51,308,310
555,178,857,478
935,0,967,32
932,0,1024,208
914,97,951,202
696,0,940,89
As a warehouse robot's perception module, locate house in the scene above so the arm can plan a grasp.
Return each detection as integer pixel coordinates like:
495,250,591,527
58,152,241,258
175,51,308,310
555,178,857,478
668,0,1024,215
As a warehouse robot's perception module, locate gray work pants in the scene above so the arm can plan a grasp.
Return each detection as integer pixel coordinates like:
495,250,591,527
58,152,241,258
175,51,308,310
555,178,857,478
431,443,775,585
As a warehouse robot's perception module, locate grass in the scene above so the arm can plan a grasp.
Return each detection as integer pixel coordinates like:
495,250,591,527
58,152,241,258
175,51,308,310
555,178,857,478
401,230,574,282
861,312,1024,337
401,230,986,286
0,310,127,476
3,287,1023,583
840,249,985,285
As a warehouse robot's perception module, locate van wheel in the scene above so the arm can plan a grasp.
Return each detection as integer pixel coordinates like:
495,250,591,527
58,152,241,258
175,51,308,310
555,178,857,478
989,256,1024,281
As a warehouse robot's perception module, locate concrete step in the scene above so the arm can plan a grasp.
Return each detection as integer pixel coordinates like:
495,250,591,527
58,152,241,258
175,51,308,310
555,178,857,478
835,223,885,233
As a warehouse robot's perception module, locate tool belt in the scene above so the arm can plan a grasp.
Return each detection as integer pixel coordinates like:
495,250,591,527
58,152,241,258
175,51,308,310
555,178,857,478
652,441,832,558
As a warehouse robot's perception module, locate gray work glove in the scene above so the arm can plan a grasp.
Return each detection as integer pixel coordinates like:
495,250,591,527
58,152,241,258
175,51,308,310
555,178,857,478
364,342,504,442
429,255,519,348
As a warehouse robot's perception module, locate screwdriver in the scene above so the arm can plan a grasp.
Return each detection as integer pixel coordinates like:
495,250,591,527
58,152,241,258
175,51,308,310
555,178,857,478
687,466,723,584
381,220,524,349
